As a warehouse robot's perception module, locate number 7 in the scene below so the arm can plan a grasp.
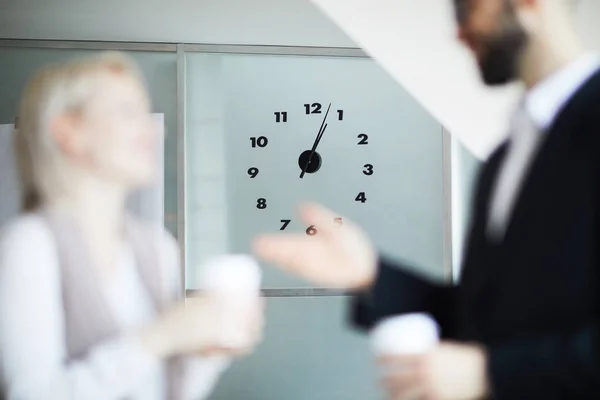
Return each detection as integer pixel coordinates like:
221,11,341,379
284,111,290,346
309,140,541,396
280,219,291,230
334,218,343,225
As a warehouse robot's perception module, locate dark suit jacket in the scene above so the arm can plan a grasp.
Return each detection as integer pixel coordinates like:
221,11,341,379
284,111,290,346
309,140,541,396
352,69,600,399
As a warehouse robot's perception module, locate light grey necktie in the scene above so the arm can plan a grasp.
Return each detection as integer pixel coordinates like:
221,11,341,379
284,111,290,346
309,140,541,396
487,104,541,241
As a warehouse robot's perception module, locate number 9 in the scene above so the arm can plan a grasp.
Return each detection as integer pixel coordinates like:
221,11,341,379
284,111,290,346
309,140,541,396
248,167,259,178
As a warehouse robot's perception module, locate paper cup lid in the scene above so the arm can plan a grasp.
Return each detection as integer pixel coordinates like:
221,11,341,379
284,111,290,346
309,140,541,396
196,254,262,293
370,313,440,355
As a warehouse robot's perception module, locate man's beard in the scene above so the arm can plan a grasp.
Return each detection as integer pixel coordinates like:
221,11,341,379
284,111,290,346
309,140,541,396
477,22,528,86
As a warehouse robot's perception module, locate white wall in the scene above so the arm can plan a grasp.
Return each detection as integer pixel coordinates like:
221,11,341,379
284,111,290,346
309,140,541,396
0,0,355,47
3,0,598,160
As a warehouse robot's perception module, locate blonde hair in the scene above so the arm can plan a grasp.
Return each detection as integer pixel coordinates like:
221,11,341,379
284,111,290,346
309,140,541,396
14,51,145,212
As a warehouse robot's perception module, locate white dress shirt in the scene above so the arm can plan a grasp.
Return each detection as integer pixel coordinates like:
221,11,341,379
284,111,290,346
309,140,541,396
0,214,229,400
486,52,600,240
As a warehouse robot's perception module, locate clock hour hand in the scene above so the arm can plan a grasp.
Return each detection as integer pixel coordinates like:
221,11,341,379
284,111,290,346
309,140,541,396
300,123,328,178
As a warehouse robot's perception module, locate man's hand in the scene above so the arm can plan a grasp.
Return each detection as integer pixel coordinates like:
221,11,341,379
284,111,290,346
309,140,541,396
379,342,490,400
252,202,377,290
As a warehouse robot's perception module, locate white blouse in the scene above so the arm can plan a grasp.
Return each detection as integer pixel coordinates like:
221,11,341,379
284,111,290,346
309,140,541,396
0,214,229,400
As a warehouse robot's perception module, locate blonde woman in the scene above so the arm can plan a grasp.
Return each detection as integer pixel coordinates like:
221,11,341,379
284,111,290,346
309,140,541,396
0,52,263,400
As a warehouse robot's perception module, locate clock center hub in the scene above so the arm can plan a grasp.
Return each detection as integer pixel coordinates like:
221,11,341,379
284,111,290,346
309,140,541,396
298,150,322,174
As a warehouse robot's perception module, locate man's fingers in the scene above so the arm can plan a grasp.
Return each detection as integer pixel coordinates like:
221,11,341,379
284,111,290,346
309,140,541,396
390,385,425,400
380,366,423,400
377,354,422,369
253,233,310,262
298,202,346,234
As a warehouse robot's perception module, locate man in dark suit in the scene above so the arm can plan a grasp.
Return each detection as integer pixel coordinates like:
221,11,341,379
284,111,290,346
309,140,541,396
253,0,600,399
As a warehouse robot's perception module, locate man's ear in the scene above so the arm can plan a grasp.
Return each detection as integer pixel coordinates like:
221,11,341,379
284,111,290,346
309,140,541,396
512,0,542,32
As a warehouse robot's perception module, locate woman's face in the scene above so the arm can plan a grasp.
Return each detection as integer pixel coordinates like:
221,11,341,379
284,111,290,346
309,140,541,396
64,71,159,189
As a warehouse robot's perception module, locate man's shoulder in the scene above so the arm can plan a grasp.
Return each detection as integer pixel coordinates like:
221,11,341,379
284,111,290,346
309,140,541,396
553,67,600,148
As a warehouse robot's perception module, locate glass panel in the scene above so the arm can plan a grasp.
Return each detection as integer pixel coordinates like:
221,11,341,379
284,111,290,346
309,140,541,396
0,47,177,236
185,52,445,289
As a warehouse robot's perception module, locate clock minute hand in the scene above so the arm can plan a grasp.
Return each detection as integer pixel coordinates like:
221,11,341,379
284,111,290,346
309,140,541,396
300,103,332,179
312,103,332,149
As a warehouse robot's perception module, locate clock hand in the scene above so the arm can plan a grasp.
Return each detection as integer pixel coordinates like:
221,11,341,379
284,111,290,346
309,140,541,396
300,123,328,178
300,103,332,179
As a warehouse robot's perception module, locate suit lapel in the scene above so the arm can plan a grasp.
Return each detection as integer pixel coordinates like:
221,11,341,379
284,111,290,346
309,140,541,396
459,144,507,293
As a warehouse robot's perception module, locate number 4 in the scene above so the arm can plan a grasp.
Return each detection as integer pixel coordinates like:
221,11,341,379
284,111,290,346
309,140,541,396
355,192,367,203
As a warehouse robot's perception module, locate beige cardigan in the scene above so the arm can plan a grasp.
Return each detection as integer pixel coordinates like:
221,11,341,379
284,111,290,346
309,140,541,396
40,208,185,400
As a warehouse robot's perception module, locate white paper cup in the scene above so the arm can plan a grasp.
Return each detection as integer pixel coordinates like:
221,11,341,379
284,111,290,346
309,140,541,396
196,254,263,349
370,313,440,356
197,254,262,294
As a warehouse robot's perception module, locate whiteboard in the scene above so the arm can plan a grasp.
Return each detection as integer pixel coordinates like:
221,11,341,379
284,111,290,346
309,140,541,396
0,124,19,227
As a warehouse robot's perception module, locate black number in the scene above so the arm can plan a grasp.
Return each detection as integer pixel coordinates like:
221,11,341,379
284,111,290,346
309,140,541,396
334,217,343,225
304,103,322,114
355,192,367,203
338,110,344,120
357,134,369,145
250,136,268,148
257,198,267,209
280,219,291,230
248,167,259,178
274,112,288,123
306,225,318,235
363,164,374,176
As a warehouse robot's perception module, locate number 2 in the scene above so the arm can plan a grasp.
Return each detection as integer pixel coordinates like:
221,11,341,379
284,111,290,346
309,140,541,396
357,134,369,145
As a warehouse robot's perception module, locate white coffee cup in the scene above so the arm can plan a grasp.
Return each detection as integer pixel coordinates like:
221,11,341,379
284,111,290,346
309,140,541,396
197,254,262,294
190,254,263,399
370,313,440,356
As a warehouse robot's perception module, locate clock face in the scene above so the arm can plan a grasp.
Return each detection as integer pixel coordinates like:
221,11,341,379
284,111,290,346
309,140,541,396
187,53,445,288
245,100,371,233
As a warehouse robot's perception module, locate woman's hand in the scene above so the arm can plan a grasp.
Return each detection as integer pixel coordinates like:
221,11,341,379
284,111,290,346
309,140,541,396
139,294,265,359
379,342,490,400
